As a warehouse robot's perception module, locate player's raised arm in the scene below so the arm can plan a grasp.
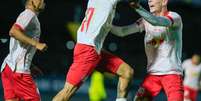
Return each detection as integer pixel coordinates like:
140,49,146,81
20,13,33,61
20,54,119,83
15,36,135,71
111,18,144,37
130,3,172,27
134,6,172,26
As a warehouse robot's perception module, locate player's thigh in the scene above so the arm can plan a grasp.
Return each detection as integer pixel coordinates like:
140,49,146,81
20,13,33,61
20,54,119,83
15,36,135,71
1,65,19,100
135,75,162,100
13,73,40,101
67,43,101,86
97,50,133,76
184,86,197,101
162,75,184,101
184,86,191,100
66,61,100,86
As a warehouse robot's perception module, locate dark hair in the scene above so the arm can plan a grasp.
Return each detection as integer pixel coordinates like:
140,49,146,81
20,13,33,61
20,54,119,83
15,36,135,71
24,0,30,6
192,52,201,57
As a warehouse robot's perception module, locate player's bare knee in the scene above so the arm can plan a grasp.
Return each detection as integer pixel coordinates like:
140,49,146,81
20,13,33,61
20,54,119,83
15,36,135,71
60,82,74,94
117,63,134,80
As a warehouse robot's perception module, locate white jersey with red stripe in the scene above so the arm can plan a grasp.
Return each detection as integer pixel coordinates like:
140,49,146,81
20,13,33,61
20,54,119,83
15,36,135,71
77,0,119,54
183,59,201,90
143,12,183,75
1,9,41,74
111,11,183,75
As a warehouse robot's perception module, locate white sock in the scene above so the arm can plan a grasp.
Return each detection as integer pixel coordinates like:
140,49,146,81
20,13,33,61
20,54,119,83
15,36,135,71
116,98,127,101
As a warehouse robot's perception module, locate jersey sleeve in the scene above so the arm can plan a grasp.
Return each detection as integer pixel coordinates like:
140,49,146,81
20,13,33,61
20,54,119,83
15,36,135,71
135,6,172,27
14,10,35,31
111,18,144,37
182,60,189,70
165,12,182,27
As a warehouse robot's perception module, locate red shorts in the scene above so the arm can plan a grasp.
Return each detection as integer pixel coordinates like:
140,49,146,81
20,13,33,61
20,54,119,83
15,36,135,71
136,74,184,101
184,86,198,101
1,64,40,101
66,43,124,86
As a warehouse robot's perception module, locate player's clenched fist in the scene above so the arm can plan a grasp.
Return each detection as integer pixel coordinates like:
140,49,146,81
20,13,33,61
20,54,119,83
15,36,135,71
35,42,48,52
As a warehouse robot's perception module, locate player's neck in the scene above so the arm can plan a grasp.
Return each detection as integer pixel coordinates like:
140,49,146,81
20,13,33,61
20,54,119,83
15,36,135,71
26,6,39,15
154,7,168,16
160,7,168,16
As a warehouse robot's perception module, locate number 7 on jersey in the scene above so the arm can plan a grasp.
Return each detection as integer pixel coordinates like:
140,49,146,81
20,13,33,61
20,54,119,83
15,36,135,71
80,8,95,32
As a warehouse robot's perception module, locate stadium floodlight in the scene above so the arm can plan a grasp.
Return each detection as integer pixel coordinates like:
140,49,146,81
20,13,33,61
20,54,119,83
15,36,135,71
0,38,8,43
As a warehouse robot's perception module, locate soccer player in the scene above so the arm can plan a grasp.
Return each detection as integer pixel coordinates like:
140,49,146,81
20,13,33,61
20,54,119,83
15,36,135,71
1,0,47,101
183,54,201,101
52,0,135,101
110,0,183,100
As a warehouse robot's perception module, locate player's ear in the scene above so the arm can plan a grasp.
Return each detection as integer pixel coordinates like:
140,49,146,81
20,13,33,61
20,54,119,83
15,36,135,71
31,0,36,9
32,0,40,9
162,0,168,6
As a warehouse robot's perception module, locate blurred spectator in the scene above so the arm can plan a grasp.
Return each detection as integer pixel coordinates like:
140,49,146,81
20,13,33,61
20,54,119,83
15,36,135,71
183,54,201,101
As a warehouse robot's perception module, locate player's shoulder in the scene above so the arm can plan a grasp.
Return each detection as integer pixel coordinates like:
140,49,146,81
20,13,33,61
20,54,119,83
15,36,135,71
168,11,181,19
18,9,36,18
183,59,191,64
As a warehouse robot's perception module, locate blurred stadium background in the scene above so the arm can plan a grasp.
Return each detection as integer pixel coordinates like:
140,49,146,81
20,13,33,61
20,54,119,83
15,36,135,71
1,0,201,101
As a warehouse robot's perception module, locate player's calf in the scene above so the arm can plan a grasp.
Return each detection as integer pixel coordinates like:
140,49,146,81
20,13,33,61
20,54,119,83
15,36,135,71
116,63,134,100
52,82,78,101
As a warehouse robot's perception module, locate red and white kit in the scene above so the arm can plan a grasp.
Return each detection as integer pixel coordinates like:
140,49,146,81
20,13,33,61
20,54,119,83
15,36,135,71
183,59,201,101
111,10,183,101
1,9,41,101
66,0,125,86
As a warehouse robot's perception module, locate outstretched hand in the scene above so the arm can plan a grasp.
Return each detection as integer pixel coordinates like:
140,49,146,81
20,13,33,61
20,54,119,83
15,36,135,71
35,42,48,52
